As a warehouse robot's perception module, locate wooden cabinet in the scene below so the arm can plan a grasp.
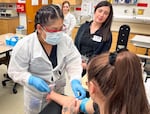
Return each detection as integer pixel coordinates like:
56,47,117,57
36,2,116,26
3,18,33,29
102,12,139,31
0,0,17,3
52,0,82,5
109,32,118,52
110,32,150,55
71,27,78,41
0,17,19,35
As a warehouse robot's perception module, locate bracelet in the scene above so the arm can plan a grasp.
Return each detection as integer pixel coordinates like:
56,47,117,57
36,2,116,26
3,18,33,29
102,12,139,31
62,106,76,114
63,107,68,112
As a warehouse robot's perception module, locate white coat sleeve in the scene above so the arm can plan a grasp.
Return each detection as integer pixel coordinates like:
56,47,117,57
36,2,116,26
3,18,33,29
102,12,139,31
8,40,31,86
67,14,76,36
64,38,82,82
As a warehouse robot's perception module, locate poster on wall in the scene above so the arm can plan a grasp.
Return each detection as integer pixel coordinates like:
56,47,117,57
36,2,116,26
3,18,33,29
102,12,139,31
42,0,48,5
81,0,92,15
32,0,39,5
93,0,106,7
16,3,26,13
18,0,25,3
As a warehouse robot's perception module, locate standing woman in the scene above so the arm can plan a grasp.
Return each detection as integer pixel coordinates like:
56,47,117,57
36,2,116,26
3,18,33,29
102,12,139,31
62,0,77,36
8,4,85,114
75,1,113,76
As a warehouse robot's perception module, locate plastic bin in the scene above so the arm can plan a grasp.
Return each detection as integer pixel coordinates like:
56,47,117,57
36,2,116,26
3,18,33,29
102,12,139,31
5,36,19,46
5,38,11,45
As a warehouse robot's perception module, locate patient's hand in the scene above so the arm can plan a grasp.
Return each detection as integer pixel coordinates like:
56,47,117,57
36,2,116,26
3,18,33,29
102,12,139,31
46,93,52,102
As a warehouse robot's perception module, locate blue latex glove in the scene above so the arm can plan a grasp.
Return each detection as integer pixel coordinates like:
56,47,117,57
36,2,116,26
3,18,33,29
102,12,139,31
28,75,50,92
71,79,86,99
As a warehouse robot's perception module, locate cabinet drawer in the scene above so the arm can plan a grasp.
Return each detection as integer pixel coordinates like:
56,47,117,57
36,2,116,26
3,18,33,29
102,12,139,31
0,0,17,3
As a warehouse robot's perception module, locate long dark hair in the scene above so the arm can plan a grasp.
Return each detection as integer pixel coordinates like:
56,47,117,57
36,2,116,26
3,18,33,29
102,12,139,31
34,4,64,30
94,1,113,41
87,51,150,114
62,0,70,8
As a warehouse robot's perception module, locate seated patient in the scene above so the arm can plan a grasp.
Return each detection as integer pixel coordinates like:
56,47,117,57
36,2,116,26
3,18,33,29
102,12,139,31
46,50,150,114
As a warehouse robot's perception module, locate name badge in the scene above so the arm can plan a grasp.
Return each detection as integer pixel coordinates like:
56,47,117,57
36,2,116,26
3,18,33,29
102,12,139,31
92,35,102,42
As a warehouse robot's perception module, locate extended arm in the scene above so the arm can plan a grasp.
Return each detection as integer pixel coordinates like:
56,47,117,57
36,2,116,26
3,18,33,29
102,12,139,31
46,91,75,106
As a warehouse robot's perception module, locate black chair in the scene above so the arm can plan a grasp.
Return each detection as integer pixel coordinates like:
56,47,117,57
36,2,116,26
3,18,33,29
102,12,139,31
144,60,150,82
0,51,18,94
116,24,130,52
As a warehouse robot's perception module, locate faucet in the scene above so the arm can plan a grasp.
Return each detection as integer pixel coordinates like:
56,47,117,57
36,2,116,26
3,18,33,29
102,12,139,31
124,9,128,14
132,8,136,16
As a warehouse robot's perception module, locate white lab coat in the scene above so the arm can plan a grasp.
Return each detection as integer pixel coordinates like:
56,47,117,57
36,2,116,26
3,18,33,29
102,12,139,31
8,32,82,114
64,12,76,36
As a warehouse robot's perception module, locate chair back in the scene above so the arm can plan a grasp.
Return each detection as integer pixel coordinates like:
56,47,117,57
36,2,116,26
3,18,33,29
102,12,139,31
116,25,130,52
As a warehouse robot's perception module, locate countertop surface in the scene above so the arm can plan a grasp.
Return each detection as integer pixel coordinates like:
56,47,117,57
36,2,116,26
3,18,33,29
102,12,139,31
0,16,19,19
113,15,150,24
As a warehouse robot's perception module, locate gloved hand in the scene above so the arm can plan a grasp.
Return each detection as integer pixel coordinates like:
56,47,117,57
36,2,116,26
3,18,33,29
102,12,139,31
28,75,50,92
71,79,86,100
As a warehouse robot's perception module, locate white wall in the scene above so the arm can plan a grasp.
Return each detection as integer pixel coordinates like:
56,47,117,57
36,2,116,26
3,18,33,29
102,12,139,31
19,13,27,29
113,0,150,17
18,0,150,30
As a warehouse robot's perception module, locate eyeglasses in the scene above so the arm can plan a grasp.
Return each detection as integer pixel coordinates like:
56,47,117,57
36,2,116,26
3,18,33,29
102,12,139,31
43,24,66,33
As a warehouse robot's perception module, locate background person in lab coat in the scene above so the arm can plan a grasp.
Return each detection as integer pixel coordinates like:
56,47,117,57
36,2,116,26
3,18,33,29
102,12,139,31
62,0,76,36
46,50,150,114
75,1,113,76
8,4,86,114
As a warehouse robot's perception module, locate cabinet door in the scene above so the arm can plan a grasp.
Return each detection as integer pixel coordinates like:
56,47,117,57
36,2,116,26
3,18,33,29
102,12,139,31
8,18,19,33
52,0,82,5
0,0,17,3
26,0,52,34
0,20,9,35
0,18,19,35
72,27,79,41
110,32,118,52
127,33,136,53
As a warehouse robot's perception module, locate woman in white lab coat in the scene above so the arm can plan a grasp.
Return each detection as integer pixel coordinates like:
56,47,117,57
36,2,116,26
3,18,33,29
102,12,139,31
8,4,86,114
62,1,76,36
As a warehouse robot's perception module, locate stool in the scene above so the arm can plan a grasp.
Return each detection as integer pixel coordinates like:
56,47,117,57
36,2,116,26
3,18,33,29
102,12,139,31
0,53,18,94
144,63,150,82
145,71,150,82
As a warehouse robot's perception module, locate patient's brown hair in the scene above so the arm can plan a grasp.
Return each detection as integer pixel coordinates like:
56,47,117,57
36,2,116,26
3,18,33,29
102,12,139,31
87,51,149,114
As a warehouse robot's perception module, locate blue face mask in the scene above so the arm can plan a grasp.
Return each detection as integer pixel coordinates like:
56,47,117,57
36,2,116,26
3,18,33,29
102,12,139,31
45,31,62,45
